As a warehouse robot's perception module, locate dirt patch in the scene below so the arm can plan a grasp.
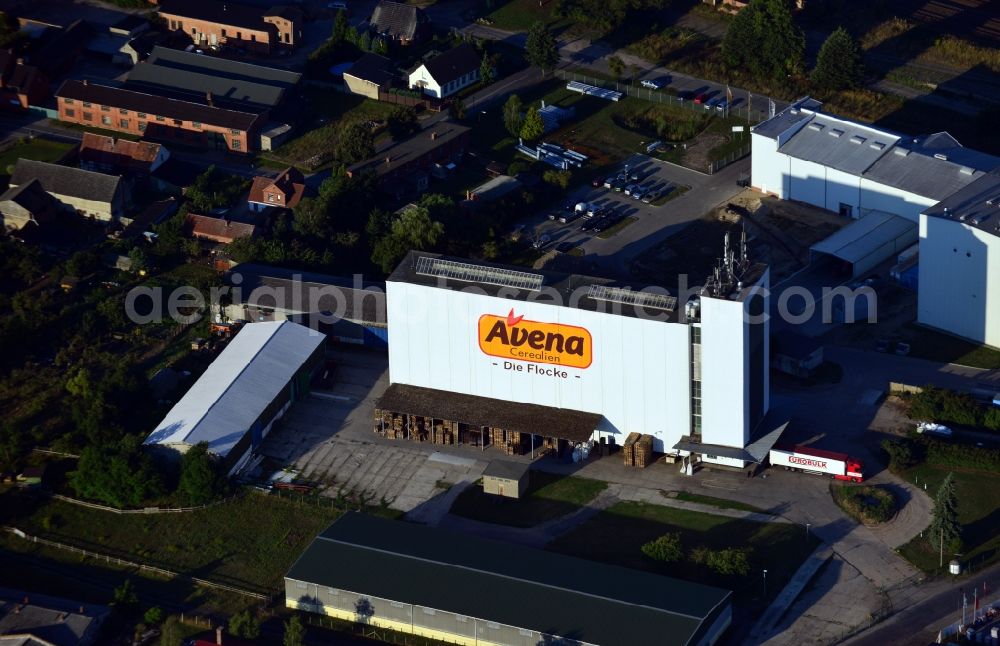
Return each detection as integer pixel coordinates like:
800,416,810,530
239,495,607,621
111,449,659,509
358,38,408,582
681,132,726,171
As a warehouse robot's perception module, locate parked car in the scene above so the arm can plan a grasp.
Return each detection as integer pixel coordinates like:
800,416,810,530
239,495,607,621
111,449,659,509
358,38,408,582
613,179,626,192
628,170,641,182
716,99,728,112
559,211,581,224
547,212,560,220
603,177,615,189
532,234,552,250
894,341,911,356
624,184,638,196
590,217,609,233
640,79,662,90
916,422,953,437
580,219,596,232
556,241,578,253
705,97,720,110
592,176,604,188
694,93,707,105
642,190,659,204
631,188,646,201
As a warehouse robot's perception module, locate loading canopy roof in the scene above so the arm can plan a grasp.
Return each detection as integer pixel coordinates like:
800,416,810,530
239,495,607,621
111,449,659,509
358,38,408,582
376,383,601,443
810,211,916,266
286,512,732,646
144,321,325,458
674,420,788,464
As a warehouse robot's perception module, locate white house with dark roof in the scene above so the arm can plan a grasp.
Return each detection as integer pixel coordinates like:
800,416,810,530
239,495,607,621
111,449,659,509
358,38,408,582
9,159,127,222
408,43,480,99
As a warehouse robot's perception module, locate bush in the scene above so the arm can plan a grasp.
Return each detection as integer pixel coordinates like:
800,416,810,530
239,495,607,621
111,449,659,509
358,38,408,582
908,386,984,428
924,438,1000,473
882,438,921,472
229,610,260,640
688,546,751,575
542,169,572,190
641,533,683,563
143,606,164,625
985,407,1000,431
832,485,896,524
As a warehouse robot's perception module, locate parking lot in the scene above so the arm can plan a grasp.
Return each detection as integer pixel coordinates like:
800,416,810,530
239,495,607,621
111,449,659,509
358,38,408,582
519,153,748,278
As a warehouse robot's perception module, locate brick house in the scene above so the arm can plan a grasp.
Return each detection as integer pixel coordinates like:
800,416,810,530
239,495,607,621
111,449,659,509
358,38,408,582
186,212,257,244
248,166,308,212
56,80,263,154
0,50,49,109
347,123,470,200
78,133,169,176
158,0,303,54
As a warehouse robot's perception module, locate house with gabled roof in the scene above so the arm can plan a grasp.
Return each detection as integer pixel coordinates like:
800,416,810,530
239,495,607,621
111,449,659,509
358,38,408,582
248,166,309,212
408,43,480,99
370,0,429,45
9,159,128,222
78,133,169,176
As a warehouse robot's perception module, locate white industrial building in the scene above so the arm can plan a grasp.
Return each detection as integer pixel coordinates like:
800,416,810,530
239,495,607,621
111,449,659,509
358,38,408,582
918,171,1000,348
381,249,779,469
752,98,1000,345
144,321,326,475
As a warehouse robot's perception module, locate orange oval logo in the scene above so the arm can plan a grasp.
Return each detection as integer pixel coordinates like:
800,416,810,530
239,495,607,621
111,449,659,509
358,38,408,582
478,310,593,369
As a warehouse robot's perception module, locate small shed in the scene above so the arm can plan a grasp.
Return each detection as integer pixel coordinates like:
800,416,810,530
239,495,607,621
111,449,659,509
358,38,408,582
482,460,529,499
772,332,823,378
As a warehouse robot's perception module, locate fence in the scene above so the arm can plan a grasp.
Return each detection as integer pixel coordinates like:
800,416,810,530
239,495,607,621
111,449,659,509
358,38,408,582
49,492,243,515
4,526,273,603
554,69,757,174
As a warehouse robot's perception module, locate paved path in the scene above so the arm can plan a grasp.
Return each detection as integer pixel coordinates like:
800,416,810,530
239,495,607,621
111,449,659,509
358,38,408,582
748,545,835,645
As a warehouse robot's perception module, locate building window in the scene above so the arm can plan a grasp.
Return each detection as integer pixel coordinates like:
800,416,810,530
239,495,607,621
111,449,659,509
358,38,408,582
250,34,256,42
230,129,241,134
236,31,241,39
192,122,202,129
191,27,196,35
137,112,146,118
232,139,241,150
82,112,92,121
156,115,165,122
221,29,227,37
120,119,129,128
267,194,275,202
138,122,146,132
101,105,110,112
102,115,111,125
64,98,74,105
65,108,75,117
82,102,91,107
173,119,182,126
119,108,128,114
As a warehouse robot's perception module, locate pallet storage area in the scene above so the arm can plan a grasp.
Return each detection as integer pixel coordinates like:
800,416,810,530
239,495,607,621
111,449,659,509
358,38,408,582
622,432,641,467
623,433,654,468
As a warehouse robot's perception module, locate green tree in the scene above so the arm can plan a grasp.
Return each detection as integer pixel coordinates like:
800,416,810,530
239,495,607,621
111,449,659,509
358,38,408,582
723,0,804,81
928,472,960,556
641,533,683,562
373,37,389,55
0,423,27,472
229,610,261,640
143,606,164,625
358,30,371,52
177,442,226,505
337,121,375,163
159,616,183,646
386,107,419,140
707,547,751,575
127,246,148,274
331,8,348,44
811,27,864,91
519,105,545,141
112,579,139,611
450,97,467,120
542,169,571,189
186,166,250,213
881,438,918,472
608,55,625,80
525,22,559,73
371,205,445,273
502,94,524,137
70,436,163,508
284,614,306,646
480,51,497,86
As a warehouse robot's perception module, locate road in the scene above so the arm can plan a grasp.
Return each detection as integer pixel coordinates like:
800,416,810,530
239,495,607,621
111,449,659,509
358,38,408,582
844,563,1000,646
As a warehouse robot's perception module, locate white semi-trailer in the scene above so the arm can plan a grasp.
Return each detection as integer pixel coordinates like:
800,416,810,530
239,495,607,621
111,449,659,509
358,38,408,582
769,445,865,482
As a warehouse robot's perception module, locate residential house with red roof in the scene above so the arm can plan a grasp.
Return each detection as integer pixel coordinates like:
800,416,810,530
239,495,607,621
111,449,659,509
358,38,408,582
247,166,308,212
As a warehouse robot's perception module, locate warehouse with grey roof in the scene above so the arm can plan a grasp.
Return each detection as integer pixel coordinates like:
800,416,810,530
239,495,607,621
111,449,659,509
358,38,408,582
286,512,733,646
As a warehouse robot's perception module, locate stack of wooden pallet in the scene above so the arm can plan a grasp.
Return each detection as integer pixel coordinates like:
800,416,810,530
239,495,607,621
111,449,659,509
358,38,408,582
386,413,406,440
432,420,457,445
490,428,525,455
623,432,641,467
634,434,654,468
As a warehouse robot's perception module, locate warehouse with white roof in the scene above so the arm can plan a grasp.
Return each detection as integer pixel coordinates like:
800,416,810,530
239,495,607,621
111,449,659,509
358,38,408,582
144,320,326,475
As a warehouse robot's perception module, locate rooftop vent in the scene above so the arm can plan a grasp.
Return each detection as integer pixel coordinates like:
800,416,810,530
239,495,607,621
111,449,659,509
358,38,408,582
829,129,845,138
849,135,866,145
807,123,824,131
934,153,948,161
869,141,886,150
960,166,974,175
893,148,910,157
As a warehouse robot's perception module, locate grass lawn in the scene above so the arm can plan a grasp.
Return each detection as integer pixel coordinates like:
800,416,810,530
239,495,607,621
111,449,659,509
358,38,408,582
548,501,819,613
596,215,637,239
10,492,345,592
449,472,607,528
896,464,1000,574
670,491,766,513
0,138,74,187
485,0,574,32
649,183,689,206
900,324,1000,369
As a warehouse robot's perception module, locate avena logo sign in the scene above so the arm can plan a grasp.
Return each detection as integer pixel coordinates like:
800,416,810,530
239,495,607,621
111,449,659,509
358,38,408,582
478,309,593,369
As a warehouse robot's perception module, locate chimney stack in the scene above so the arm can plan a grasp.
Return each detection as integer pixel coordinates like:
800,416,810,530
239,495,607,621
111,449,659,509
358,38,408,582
384,156,391,164
216,626,223,645
430,131,438,140
82,79,89,86
206,91,213,106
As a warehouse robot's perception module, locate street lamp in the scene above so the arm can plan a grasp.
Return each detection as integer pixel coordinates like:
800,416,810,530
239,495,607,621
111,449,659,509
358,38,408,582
763,569,768,597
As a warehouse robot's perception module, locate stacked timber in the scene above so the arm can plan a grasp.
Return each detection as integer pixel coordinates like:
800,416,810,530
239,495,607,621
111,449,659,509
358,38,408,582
490,428,525,455
623,432,641,467
634,434,654,468
433,421,457,445
373,409,392,436
386,413,406,440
